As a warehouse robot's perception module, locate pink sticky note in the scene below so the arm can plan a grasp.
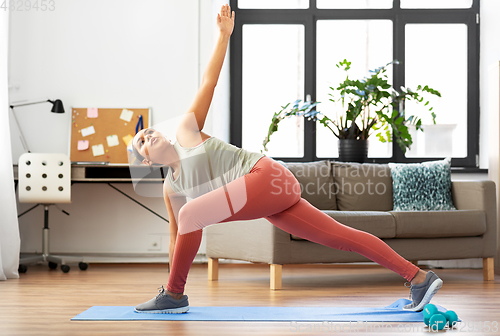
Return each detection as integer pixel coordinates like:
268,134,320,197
87,108,98,118
78,140,89,151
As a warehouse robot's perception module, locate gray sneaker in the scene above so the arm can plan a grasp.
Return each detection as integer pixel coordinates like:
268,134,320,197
135,286,189,314
403,271,443,312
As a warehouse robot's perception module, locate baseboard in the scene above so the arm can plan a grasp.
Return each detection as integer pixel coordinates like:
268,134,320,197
19,252,485,269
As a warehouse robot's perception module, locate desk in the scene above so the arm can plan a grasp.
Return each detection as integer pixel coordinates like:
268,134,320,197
13,164,165,183
13,163,168,222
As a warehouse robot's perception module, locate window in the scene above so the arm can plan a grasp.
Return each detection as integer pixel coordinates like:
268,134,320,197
404,24,468,159
317,0,392,9
242,25,305,157
230,0,480,167
238,0,309,9
400,0,473,9
316,19,393,159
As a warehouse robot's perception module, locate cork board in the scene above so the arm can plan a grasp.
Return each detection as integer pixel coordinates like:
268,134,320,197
70,107,151,164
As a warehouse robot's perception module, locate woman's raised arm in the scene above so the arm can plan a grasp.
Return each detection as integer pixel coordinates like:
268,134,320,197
179,4,234,134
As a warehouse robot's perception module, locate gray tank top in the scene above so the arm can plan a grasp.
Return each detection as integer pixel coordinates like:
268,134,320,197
167,137,264,199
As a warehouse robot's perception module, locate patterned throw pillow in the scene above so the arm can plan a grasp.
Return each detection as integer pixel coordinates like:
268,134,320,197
388,158,456,211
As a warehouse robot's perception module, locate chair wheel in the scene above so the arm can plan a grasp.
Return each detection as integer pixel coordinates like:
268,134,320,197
79,262,89,271
61,264,70,273
18,265,27,273
48,262,58,269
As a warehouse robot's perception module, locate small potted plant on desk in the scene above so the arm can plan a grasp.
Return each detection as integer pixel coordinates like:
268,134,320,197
262,59,441,163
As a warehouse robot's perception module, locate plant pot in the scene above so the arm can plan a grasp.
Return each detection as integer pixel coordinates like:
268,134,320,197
338,139,368,163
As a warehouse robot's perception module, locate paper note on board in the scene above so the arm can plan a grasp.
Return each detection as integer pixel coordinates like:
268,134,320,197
106,134,120,147
81,125,95,137
77,140,89,151
122,134,133,146
92,144,105,157
120,109,134,122
87,108,98,118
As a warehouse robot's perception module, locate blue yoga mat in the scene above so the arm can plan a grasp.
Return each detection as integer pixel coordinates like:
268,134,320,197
72,298,459,322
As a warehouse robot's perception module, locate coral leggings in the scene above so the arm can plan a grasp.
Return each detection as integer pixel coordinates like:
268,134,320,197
166,156,419,293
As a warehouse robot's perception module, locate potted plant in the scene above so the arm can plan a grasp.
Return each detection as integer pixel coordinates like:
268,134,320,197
262,59,441,162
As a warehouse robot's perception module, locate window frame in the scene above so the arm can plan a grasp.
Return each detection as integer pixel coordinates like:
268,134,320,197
229,0,480,167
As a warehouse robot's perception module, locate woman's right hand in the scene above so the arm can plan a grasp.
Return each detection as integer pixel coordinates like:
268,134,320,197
216,4,235,37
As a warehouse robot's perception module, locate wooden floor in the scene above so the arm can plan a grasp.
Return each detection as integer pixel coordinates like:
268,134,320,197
0,262,499,336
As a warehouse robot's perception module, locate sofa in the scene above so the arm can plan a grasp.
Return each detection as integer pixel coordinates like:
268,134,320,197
205,160,497,289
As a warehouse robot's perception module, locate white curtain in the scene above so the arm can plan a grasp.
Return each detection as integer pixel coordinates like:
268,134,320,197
0,9,20,280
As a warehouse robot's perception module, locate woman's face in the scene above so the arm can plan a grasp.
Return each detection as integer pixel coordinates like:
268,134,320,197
133,128,172,165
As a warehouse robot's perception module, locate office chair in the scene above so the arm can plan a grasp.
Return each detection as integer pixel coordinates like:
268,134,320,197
17,153,88,273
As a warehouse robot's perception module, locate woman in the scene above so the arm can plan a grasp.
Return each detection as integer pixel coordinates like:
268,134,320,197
132,4,442,314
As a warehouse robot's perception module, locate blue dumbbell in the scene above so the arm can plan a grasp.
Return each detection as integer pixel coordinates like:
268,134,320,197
444,310,459,327
429,312,448,331
423,304,438,326
423,304,438,319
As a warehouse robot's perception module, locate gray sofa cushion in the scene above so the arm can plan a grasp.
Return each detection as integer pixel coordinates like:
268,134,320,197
291,211,396,241
284,160,336,210
332,162,393,211
390,210,487,238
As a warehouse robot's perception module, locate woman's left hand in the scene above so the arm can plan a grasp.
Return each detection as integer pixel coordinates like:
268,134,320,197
217,4,235,37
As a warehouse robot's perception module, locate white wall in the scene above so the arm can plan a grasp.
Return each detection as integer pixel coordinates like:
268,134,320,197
479,0,500,168
9,0,200,157
10,0,228,259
